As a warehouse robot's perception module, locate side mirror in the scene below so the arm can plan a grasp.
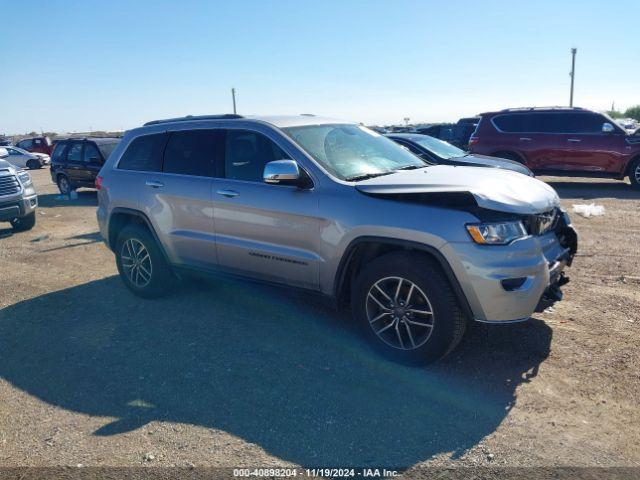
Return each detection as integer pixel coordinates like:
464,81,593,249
263,160,302,185
0,147,8,159
602,122,615,134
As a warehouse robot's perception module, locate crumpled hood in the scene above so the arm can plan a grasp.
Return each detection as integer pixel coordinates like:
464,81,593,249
355,165,560,214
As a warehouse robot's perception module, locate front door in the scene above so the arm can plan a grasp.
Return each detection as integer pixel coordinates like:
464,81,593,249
213,128,321,290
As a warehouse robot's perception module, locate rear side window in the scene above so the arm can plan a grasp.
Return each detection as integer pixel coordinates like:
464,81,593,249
17,139,33,150
162,130,219,177
493,114,528,133
118,133,166,172
83,143,101,162
51,142,68,162
224,130,290,182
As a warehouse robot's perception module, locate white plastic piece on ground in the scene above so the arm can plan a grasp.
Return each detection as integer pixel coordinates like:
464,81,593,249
572,203,605,218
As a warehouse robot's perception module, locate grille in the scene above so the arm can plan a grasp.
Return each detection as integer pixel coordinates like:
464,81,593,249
0,174,21,197
525,209,559,235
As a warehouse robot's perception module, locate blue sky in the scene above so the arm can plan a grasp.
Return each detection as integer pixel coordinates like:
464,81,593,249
2,0,639,133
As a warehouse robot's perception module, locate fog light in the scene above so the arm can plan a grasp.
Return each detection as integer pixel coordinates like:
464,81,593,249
30,198,37,207
501,277,527,291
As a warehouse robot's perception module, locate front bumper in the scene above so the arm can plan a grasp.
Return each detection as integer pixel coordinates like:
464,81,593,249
441,218,577,323
0,193,37,221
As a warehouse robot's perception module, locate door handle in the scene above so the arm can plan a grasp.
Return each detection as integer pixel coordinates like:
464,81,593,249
217,189,239,198
567,138,581,143
145,180,164,188
519,137,532,141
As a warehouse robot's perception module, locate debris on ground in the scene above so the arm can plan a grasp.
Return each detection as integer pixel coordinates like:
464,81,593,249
572,203,605,218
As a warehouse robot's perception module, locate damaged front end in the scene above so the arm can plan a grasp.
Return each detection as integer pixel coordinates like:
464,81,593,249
534,209,578,312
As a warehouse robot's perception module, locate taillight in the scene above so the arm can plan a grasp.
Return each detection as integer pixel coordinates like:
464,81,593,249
468,136,479,146
95,175,103,190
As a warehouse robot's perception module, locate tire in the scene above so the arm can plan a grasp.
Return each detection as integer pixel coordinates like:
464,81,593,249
629,157,640,189
57,174,72,195
115,224,176,299
11,212,36,232
26,159,40,170
351,252,467,366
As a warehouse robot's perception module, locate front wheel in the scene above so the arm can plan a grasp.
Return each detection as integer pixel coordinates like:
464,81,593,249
115,224,176,298
26,159,40,170
11,212,36,232
351,252,467,365
629,157,640,189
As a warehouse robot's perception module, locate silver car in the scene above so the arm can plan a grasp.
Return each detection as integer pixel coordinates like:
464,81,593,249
3,146,50,170
96,115,577,364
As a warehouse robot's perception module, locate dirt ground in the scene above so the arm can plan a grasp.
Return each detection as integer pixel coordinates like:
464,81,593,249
0,168,638,470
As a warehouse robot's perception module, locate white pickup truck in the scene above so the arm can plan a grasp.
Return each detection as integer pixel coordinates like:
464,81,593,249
0,147,38,232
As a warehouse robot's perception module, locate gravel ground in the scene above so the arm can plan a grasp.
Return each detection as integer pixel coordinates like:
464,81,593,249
0,169,638,470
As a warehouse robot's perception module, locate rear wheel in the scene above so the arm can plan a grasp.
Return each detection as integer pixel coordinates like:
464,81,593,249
57,174,72,195
629,157,640,189
115,224,176,298
10,212,36,232
351,252,467,365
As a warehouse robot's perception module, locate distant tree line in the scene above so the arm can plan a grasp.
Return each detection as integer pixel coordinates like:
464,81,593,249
607,105,640,121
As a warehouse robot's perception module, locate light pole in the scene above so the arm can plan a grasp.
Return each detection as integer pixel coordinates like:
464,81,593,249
569,48,577,107
231,88,237,114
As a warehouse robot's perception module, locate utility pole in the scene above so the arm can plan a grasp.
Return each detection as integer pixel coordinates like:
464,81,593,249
569,48,577,107
231,88,237,114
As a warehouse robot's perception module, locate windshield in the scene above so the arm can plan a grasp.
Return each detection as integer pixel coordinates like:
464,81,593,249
98,142,119,159
283,124,424,180
411,135,465,160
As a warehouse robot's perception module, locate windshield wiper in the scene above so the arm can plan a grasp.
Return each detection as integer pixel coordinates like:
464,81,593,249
395,164,423,171
345,171,395,182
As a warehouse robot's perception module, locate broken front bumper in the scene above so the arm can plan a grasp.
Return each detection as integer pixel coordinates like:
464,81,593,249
441,211,578,323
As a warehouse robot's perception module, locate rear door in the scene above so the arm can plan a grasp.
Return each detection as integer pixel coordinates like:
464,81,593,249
212,128,321,290
82,142,104,186
6,148,28,168
64,141,85,183
137,129,219,269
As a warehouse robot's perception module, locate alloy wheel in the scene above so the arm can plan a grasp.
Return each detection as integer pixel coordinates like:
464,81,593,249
635,163,640,185
365,276,434,350
121,238,153,288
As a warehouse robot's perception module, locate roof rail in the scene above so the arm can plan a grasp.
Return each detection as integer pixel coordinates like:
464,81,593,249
499,106,586,112
143,114,243,126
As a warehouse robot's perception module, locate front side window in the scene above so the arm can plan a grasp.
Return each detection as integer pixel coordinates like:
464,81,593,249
118,133,166,172
163,130,219,177
283,124,423,180
67,143,83,162
224,130,290,182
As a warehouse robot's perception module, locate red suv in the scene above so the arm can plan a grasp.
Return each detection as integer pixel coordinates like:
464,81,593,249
15,136,53,156
469,107,640,189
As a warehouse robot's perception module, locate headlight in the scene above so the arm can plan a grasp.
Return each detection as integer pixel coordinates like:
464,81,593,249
466,221,528,245
18,171,32,185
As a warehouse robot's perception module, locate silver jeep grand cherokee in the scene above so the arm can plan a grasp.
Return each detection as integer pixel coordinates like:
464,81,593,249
96,115,577,364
